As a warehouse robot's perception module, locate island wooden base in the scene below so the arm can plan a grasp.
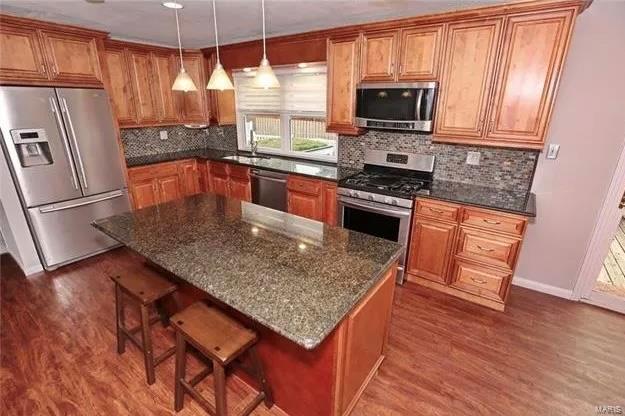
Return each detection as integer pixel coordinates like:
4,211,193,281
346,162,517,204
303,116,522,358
157,262,397,416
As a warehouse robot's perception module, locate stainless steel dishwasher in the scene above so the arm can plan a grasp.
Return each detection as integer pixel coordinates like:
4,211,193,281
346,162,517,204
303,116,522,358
250,169,288,212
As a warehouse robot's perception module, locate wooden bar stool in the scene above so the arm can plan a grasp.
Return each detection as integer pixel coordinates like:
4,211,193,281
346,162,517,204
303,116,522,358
171,302,273,415
109,267,178,385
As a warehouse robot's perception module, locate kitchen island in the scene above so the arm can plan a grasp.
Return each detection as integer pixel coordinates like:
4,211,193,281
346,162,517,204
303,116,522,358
93,193,402,416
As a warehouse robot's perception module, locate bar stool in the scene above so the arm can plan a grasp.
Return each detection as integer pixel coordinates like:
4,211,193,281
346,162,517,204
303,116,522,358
109,266,178,385
171,302,273,415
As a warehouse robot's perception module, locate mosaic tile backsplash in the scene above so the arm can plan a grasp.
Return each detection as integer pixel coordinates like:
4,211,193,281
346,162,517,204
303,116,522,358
120,125,237,158
337,130,539,192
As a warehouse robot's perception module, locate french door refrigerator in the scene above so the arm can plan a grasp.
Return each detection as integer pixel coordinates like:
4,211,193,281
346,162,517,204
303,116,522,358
0,86,131,270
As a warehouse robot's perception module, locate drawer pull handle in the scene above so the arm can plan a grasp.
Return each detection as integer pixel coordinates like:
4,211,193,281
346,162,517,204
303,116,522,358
482,218,501,225
476,245,495,252
470,277,488,285
428,207,445,214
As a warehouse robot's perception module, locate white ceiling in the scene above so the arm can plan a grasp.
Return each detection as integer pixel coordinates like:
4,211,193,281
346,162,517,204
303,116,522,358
0,0,499,49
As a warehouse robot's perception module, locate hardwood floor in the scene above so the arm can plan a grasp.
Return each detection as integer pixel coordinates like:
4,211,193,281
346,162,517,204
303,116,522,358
1,248,624,415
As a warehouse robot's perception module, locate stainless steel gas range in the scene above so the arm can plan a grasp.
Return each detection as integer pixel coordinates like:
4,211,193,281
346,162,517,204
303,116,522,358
338,149,435,284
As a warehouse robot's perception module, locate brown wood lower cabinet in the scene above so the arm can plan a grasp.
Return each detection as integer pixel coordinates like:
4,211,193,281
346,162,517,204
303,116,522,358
204,161,251,202
128,159,196,210
287,175,337,226
406,198,528,311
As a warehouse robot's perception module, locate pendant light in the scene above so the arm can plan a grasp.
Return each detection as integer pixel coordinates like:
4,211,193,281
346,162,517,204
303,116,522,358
165,2,197,92
253,0,279,89
206,0,234,90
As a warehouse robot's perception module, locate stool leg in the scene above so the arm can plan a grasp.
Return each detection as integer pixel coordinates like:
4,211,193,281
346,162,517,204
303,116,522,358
213,360,227,416
114,284,126,354
174,331,187,411
248,346,273,408
139,303,156,385
154,299,170,327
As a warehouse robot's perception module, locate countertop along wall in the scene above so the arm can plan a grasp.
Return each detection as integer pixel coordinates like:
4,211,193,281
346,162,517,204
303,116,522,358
514,1,625,296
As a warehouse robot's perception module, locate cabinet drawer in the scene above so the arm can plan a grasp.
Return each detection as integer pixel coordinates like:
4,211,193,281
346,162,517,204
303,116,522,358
461,207,526,236
209,161,229,176
227,164,250,179
456,227,520,270
415,199,460,222
287,176,321,196
450,259,511,302
128,161,178,181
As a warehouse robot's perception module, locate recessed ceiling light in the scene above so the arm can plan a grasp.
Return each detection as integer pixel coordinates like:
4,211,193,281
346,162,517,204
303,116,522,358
297,63,308,68
162,1,183,9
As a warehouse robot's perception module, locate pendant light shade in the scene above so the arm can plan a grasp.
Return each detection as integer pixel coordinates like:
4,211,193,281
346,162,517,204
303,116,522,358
168,3,197,92
253,0,279,89
206,0,234,91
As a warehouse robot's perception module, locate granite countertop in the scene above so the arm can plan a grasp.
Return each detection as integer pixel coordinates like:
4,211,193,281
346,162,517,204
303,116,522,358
417,180,536,217
125,149,359,182
93,194,403,350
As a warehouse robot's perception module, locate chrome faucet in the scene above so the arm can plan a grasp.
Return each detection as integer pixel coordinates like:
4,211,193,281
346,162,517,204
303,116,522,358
250,130,258,156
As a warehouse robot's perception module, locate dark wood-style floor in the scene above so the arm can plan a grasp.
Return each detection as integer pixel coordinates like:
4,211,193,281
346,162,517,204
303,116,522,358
1,248,624,415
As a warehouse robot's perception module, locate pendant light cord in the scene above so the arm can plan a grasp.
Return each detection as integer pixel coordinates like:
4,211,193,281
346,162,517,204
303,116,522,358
175,8,184,69
261,0,267,59
212,0,220,64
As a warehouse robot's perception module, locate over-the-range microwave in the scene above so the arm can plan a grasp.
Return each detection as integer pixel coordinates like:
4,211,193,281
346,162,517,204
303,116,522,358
355,82,438,133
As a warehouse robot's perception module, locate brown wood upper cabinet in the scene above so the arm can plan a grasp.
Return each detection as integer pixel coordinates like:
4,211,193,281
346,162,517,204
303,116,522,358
0,23,49,82
102,47,136,125
326,35,362,136
40,31,102,85
173,53,210,124
207,53,236,126
151,53,179,124
128,50,159,124
435,9,576,149
360,30,399,81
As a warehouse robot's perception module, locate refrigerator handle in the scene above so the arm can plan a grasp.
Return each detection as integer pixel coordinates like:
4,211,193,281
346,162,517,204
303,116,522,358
49,97,79,190
60,97,88,189
38,190,124,213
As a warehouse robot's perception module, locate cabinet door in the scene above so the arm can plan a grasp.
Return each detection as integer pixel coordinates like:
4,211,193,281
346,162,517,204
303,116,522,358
128,50,159,124
288,190,323,221
157,174,182,203
229,178,251,202
322,182,338,226
130,178,158,210
197,161,210,193
211,174,229,197
208,53,236,125
486,10,575,147
178,160,200,196
406,217,457,284
40,31,102,85
0,25,49,82
152,53,179,124
360,30,398,81
326,36,361,135
176,54,209,123
103,48,136,125
434,19,503,139
398,25,444,80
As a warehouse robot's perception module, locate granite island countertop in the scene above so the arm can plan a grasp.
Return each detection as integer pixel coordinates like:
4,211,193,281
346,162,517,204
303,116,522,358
93,194,402,350
125,149,359,182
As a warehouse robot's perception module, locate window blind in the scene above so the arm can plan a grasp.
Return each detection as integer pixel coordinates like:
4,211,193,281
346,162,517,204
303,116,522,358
234,66,327,113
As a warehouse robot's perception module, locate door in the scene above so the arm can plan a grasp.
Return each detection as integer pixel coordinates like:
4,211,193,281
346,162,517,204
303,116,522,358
176,54,208,123
156,175,181,203
55,88,126,196
229,177,252,202
0,86,83,206
360,30,398,82
486,10,575,146
130,178,158,209
397,25,444,81
434,19,503,139
40,31,102,85
288,191,323,221
326,35,361,134
406,217,457,283
103,48,136,125
178,159,200,196
322,183,338,226
129,50,159,124
27,190,130,269
0,25,49,82
152,53,179,124
211,174,229,197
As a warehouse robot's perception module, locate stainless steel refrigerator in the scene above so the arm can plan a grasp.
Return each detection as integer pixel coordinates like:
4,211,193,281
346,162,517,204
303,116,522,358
0,86,131,270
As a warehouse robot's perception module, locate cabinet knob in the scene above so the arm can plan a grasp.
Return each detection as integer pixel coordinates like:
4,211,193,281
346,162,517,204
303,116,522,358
470,277,488,285
482,218,501,225
476,245,495,252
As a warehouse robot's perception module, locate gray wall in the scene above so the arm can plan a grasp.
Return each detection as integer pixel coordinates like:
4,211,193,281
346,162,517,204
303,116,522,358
515,1,625,292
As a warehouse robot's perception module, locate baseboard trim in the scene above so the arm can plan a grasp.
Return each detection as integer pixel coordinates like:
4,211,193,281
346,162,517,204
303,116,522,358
512,276,573,300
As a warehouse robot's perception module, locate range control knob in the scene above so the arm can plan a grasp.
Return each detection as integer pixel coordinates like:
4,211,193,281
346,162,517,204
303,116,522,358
368,194,374,201
349,190,355,197
391,199,398,206
384,197,391,204
354,192,361,198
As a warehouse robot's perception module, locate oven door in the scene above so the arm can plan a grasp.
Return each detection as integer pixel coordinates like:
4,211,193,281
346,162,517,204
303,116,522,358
338,195,412,284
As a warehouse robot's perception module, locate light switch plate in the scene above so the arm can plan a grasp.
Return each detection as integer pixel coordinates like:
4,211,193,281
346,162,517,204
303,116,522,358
546,144,560,159
466,151,481,166
159,130,168,141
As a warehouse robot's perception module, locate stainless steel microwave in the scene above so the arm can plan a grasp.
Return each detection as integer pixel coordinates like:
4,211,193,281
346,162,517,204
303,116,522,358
355,82,437,132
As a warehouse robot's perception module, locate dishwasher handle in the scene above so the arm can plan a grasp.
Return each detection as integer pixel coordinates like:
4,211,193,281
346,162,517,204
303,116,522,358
250,170,287,183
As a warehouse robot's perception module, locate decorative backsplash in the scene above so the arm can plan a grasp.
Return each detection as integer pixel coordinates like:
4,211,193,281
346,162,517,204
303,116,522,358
120,125,237,158
338,130,539,192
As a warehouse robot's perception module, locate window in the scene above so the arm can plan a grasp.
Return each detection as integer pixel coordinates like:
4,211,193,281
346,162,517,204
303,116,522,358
234,64,338,162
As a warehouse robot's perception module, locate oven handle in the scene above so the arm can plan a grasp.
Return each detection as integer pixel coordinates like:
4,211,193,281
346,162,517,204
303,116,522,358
339,196,412,218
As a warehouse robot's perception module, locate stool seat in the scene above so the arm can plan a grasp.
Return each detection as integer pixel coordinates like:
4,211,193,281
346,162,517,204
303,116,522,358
171,303,257,365
111,265,177,305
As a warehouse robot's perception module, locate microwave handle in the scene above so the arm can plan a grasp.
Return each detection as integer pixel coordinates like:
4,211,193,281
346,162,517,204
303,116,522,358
415,89,424,121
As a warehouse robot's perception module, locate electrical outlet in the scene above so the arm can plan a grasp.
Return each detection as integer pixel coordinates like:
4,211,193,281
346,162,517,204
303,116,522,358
159,130,168,141
546,144,560,159
466,151,481,166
